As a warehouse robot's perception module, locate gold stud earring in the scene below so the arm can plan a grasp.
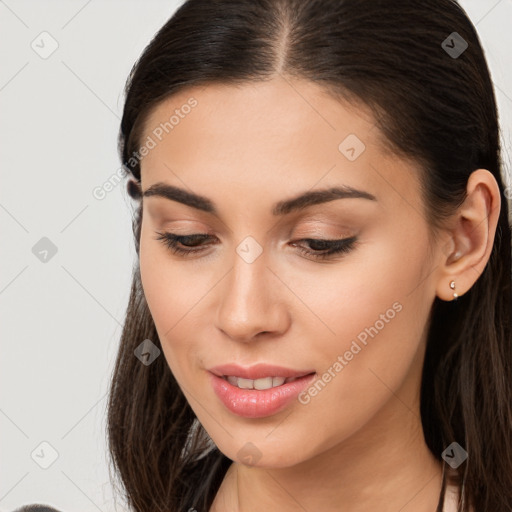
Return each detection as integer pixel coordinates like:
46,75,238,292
449,280,458,300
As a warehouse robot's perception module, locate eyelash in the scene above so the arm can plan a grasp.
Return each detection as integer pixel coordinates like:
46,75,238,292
154,231,358,260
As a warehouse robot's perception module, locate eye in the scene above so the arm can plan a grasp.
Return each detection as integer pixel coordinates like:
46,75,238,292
290,236,358,260
154,231,358,260
154,232,214,256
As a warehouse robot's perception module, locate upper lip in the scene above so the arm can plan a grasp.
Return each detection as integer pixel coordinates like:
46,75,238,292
208,363,316,380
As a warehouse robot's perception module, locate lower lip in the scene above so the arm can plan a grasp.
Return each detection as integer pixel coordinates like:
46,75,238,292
209,372,317,418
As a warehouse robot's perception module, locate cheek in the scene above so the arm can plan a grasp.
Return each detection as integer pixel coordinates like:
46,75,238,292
276,227,431,355
289,233,433,428
139,225,196,377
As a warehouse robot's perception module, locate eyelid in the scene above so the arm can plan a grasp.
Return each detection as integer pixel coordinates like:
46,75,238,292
292,221,356,239
293,228,355,239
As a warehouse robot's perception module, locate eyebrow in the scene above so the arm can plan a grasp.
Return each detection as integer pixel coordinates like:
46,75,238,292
142,182,376,216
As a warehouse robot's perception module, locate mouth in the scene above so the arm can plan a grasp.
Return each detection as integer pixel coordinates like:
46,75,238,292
208,365,317,418
221,374,314,390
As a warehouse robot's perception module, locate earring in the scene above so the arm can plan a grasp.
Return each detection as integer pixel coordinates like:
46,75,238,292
449,280,458,300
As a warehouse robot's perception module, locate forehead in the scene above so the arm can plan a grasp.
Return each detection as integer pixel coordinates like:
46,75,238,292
138,77,422,213
141,76,383,155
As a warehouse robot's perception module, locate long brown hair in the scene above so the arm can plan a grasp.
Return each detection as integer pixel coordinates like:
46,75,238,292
107,1,512,510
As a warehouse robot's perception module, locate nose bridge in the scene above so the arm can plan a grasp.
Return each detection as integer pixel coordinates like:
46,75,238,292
215,237,288,340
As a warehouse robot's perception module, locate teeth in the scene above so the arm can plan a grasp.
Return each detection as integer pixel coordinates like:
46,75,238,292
225,376,290,390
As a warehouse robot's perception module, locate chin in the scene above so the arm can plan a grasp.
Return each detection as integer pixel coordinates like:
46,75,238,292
212,434,311,469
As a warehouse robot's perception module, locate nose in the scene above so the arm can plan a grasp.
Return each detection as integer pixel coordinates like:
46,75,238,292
214,248,290,343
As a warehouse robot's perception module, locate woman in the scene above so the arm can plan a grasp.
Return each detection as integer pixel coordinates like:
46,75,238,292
107,0,512,511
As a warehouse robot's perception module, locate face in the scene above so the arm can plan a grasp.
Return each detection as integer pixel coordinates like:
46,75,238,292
138,76,440,468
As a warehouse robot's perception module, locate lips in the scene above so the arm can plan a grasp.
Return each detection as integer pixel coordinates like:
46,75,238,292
208,363,315,380
208,363,317,418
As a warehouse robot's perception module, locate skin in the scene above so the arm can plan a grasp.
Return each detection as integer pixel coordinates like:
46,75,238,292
137,76,499,512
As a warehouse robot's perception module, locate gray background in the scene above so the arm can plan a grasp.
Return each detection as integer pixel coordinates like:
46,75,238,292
1,1,511,510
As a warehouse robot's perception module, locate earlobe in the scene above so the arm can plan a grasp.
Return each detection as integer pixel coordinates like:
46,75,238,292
435,169,501,302
449,279,459,300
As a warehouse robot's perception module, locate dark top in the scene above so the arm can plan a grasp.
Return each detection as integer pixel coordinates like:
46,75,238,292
12,505,62,512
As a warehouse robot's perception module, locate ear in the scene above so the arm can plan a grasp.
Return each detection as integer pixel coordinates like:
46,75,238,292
435,169,501,301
